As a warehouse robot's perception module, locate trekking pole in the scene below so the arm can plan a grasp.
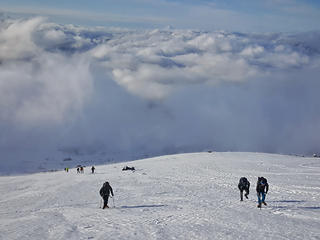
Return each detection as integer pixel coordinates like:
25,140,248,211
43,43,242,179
100,199,102,209
112,196,115,208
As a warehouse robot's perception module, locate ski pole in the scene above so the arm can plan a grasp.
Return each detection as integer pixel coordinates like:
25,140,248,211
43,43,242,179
112,196,115,208
100,199,102,208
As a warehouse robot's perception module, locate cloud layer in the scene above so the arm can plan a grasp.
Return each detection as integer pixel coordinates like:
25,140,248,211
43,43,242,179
1,17,320,172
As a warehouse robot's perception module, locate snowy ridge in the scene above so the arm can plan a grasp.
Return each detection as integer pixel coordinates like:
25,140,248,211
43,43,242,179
0,152,319,239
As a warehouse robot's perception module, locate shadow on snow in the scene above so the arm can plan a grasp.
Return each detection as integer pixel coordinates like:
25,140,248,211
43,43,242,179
269,200,306,203
120,204,167,209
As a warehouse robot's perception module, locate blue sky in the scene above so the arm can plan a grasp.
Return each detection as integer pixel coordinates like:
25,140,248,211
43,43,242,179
1,0,320,31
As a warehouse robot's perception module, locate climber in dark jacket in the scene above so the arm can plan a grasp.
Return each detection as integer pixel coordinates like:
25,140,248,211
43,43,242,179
238,177,250,201
256,177,269,208
99,182,114,209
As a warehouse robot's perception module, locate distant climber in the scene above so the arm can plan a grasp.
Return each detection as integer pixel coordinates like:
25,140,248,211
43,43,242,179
77,167,80,174
100,181,114,209
80,166,84,173
91,166,95,174
122,166,135,171
238,177,250,201
256,177,269,208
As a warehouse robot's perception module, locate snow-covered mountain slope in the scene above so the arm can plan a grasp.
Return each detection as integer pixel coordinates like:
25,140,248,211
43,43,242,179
0,152,319,239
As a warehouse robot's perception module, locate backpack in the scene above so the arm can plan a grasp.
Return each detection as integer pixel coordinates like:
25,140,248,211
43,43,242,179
100,183,108,197
240,177,248,185
99,187,105,197
258,177,267,187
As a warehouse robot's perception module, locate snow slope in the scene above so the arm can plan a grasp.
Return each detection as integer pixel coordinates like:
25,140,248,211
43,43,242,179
0,152,319,240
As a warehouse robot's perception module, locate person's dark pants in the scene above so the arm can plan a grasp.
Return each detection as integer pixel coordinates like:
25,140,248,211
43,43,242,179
103,195,110,209
239,187,249,201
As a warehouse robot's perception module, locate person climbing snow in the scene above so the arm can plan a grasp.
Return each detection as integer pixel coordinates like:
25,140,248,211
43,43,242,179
238,177,250,201
91,166,95,174
256,177,269,208
99,181,114,209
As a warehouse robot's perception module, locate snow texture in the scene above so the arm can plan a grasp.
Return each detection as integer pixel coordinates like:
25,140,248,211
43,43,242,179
1,152,319,239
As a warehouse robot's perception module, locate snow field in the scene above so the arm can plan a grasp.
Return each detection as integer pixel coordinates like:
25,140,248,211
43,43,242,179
0,152,319,239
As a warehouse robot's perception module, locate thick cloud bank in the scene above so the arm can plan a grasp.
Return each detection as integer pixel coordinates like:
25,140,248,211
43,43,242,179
1,17,320,172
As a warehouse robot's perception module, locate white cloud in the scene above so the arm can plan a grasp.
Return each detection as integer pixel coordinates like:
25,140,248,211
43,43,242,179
0,53,93,126
0,17,320,170
241,45,264,57
0,17,43,60
90,30,318,99
0,18,93,126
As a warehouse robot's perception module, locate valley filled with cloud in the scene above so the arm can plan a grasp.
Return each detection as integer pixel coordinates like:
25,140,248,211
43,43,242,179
1,17,320,172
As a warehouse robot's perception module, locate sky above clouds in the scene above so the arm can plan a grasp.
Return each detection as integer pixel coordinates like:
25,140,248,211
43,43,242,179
0,2,320,172
1,0,320,32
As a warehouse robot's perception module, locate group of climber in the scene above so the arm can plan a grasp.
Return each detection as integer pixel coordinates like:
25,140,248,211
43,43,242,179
238,176,269,208
99,176,269,210
74,166,96,174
